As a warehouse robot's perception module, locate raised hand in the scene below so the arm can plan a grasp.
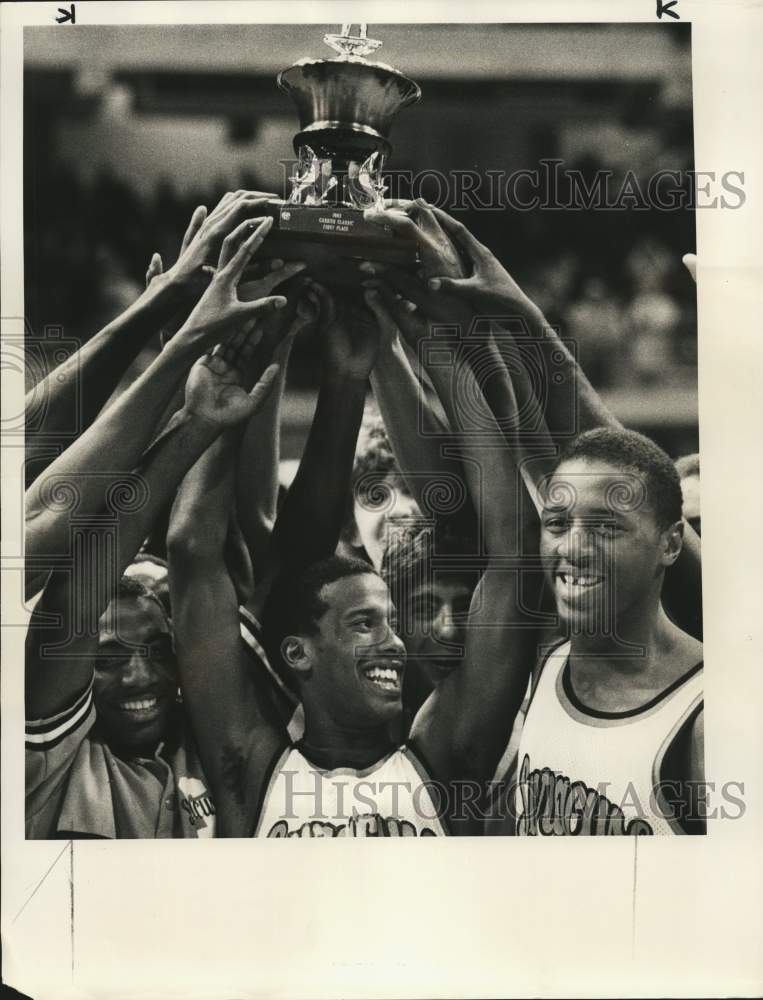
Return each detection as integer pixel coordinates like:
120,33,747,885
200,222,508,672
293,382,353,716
423,206,537,316
145,203,208,290
364,198,467,280
248,276,316,360
311,282,381,380
145,193,294,348
172,216,290,356
161,189,278,295
183,339,280,430
363,282,427,352
362,260,476,334
145,205,209,346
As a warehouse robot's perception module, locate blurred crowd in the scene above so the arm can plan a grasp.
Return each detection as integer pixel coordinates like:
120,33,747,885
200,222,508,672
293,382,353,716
25,152,697,393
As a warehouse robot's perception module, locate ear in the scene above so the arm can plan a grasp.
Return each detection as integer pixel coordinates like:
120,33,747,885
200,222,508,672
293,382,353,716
280,634,314,679
660,519,684,568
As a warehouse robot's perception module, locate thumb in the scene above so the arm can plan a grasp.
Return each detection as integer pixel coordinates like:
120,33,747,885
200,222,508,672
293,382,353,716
180,205,208,254
682,253,697,284
240,295,288,321
427,275,473,295
146,252,163,288
247,363,281,414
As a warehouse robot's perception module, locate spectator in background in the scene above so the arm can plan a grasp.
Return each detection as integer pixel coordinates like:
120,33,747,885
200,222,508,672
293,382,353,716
627,291,681,384
675,452,701,536
523,251,578,320
624,238,682,385
564,276,626,388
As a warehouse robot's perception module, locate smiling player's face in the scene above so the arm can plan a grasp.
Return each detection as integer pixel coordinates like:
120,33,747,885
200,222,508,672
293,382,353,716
94,596,177,756
303,574,407,728
540,458,673,631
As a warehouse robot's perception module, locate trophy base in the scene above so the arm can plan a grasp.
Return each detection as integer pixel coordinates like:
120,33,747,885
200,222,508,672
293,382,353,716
251,201,419,287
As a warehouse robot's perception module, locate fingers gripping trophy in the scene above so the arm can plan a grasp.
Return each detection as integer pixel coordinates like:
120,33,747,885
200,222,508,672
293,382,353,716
257,24,422,285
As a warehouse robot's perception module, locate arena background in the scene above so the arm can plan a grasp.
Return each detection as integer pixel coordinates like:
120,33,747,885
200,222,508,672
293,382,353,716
23,22,697,460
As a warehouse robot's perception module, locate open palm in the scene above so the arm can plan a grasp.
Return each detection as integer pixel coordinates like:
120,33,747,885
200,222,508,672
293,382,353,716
184,353,277,428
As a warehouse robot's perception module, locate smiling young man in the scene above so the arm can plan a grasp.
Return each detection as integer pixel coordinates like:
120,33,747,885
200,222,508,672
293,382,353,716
515,427,704,836
255,556,446,837
25,210,292,837
26,577,216,839
169,281,542,837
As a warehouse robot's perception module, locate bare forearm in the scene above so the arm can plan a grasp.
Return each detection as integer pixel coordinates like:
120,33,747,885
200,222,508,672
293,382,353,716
371,338,455,511
24,278,187,485
450,330,557,508
271,371,366,571
168,432,239,563
26,340,196,562
25,412,222,720
426,353,523,555
236,337,293,560
111,409,223,583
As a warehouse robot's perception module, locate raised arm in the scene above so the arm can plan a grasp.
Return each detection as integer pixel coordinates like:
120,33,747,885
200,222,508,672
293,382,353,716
251,284,381,616
26,324,279,723
408,327,541,825
413,205,702,640
364,206,558,490
25,216,290,577
363,272,541,825
24,192,277,487
235,282,313,584
364,294,471,517
167,429,289,838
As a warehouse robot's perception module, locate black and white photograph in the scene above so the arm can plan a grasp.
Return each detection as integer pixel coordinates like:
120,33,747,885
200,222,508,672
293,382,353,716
2,2,762,997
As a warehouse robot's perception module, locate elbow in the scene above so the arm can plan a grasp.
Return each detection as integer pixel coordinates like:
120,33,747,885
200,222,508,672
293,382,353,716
166,521,225,566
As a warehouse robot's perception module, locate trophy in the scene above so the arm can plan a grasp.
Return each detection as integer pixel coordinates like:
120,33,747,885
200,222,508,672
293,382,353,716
259,24,422,284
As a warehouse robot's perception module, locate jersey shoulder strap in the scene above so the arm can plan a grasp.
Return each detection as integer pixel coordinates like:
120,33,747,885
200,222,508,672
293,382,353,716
529,636,570,702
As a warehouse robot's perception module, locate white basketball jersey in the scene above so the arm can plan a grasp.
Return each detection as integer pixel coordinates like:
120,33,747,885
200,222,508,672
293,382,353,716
515,641,703,836
255,745,446,837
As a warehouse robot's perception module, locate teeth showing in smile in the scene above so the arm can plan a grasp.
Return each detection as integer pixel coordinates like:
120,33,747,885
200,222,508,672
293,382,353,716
120,697,158,712
364,666,401,692
557,572,601,589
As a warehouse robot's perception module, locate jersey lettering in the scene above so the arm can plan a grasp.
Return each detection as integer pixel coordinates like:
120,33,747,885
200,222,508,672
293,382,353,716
516,753,654,836
267,813,437,837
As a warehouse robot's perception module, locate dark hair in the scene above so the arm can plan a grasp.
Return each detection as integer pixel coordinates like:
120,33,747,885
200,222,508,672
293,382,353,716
550,427,683,529
674,452,700,479
262,556,381,678
115,574,169,621
382,524,483,620
133,551,169,569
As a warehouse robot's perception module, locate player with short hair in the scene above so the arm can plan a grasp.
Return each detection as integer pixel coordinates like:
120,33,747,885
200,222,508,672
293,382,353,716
168,281,541,837
515,427,703,834
370,203,704,835
26,575,217,839
26,212,291,837
382,525,481,721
